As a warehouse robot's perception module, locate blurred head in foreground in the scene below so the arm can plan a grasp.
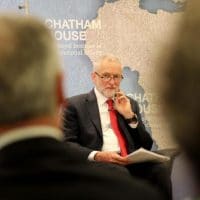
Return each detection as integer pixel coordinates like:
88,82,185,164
160,0,200,180
0,14,63,130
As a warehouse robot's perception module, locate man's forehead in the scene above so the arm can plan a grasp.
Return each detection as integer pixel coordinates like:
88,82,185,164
101,58,120,65
100,59,121,69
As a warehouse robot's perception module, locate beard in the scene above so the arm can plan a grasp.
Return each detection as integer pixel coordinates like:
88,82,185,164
101,88,118,98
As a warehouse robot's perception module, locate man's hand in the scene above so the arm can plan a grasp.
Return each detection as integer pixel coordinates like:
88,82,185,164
94,151,129,165
114,91,135,119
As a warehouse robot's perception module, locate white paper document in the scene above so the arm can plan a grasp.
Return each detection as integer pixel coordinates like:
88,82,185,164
126,148,170,164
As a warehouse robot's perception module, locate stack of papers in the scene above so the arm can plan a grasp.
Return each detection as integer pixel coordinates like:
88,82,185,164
126,148,170,164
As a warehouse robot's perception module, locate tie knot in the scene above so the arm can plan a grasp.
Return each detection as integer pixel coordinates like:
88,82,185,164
106,99,114,110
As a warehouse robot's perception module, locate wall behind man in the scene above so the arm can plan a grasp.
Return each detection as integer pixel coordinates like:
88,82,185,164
0,0,185,149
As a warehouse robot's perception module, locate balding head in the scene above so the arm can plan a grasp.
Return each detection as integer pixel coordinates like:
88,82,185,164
0,14,61,124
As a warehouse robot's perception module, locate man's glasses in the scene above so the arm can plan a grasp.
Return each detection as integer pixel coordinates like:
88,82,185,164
95,72,123,82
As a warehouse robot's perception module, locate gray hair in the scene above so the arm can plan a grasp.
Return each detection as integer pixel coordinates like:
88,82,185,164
0,14,61,124
93,54,122,72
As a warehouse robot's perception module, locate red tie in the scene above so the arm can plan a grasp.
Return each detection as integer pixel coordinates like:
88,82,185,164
106,99,128,157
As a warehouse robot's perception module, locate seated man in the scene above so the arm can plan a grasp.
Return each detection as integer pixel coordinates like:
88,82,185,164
0,14,165,200
63,54,172,199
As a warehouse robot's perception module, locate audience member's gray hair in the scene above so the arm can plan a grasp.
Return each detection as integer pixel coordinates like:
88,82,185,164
0,14,61,124
93,54,122,72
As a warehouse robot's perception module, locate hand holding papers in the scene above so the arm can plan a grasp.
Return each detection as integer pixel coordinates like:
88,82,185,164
126,148,170,164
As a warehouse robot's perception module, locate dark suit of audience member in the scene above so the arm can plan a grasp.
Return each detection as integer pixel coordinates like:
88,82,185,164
0,15,165,200
0,131,165,200
63,55,172,199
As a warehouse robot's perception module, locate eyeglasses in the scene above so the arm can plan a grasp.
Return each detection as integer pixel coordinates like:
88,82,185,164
95,72,123,82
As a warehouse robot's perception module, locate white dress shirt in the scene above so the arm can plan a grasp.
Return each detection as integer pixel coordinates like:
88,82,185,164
95,88,120,153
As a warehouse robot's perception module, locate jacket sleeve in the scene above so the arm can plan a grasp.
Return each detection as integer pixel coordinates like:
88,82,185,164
62,100,94,161
127,98,153,150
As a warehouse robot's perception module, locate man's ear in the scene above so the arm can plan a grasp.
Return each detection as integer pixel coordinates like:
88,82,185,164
56,73,65,106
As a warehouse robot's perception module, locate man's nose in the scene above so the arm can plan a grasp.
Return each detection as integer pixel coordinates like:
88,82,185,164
109,77,116,84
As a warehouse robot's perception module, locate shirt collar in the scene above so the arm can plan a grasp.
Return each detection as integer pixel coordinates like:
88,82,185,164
94,87,108,106
0,125,64,150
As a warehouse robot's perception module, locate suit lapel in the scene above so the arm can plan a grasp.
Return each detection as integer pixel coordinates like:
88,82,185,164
85,90,102,136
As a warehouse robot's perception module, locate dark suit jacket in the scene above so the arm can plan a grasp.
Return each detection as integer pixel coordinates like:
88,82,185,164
63,89,153,160
0,136,164,200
